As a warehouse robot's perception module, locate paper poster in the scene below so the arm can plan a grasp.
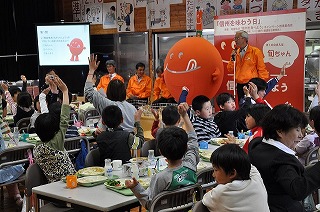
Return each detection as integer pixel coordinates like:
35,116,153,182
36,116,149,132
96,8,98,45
297,0,320,22
135,0,147,7
72,1,81,22
186,0,195,30
103,3,117,29
84,3,103,24
249,0,264,13
267,0,293,11
216,0,246,15
214,9,306,110
117,0,135,32
146,0,170,29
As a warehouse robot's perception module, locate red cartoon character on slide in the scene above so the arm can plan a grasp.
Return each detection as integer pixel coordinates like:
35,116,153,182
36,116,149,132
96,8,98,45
67,38,86,61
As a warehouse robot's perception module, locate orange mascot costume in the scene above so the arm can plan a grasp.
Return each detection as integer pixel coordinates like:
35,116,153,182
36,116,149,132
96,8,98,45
164,37,224,104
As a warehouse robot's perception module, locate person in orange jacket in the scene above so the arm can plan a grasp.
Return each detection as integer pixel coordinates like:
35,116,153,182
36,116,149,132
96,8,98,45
227,30,269,102
152,66,176,104
96,60,124,94
126,62,152,103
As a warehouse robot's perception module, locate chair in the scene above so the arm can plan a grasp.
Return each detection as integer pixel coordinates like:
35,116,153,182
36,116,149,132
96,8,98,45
305,146,319,166
84,115,101,127
25,163,73,212
197,168,217,198
127,99,148,109
15,117,31,133
0,144,34,207
149,184,201,212
85,148,100,167
64,137,90,155
140,139,160,157
192,201,210,212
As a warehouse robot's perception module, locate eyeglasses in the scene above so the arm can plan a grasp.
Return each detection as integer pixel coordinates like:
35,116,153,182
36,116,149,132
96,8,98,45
234,37,243,41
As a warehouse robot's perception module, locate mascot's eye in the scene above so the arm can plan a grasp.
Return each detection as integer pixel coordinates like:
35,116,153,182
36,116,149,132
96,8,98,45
178,52,183,59
77,45,80,48
170,53,174,59
231,41,236,49
221,42,226,50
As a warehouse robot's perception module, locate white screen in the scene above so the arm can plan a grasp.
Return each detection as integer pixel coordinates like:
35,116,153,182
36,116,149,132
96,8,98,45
37,24,90,66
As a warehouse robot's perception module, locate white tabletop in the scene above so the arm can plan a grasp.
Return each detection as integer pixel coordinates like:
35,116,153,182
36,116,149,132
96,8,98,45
32,175,138,211
4,140,34,148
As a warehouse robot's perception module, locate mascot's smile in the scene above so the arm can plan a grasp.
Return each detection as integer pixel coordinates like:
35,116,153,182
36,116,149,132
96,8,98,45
165,59,201,74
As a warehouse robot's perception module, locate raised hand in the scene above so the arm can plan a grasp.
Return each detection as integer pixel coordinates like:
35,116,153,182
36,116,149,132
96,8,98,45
88,53,100,73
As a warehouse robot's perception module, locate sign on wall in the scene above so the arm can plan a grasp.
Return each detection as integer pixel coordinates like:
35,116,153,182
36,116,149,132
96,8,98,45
214,9,306,110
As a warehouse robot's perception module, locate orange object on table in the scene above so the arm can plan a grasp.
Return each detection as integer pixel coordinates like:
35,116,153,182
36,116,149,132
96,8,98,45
66,175,77,189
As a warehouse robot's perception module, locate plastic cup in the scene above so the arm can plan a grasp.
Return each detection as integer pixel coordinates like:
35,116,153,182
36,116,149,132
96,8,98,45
66,175,77,189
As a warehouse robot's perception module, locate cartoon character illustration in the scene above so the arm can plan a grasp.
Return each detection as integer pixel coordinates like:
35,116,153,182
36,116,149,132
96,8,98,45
149,9,155,26
272,0,288,11
221,0,231,11
67,38,86,61
233,0,243,10
125,3,133,31
164,37,224,104
160,9,167,27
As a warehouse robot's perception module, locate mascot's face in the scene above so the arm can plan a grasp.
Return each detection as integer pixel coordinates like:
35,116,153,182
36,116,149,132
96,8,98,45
164,37,224,104
68,38,85,55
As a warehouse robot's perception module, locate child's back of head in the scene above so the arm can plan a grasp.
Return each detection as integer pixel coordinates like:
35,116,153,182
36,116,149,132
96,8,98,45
102,105,123,129
311,106,320,134
158,126,188,161
162,105,180,126
17,92,32,108
35,113,60,142
211,144,250,181
216,93,235,111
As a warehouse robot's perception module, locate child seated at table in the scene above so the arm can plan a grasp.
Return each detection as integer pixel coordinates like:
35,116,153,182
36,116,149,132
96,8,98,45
33,77,76,183
214,87,251,137
96,105,144,165
125,102,199,210
202,144,269,211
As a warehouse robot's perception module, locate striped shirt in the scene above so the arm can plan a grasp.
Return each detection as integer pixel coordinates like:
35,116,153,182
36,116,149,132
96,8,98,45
189,112,221,142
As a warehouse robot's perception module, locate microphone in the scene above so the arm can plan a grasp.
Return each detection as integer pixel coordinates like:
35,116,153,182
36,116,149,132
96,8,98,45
231,48,238,61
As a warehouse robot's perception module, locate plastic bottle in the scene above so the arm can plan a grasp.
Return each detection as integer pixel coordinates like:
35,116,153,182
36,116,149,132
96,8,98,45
104,159,113,178
148,150,156,166
13,127,19,145
131,163,139,180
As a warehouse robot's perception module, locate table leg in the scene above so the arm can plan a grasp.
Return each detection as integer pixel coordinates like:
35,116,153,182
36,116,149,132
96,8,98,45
34,193,40,212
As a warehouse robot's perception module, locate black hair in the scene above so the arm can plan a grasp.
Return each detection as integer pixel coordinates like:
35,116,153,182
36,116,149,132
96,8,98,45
106,79,126,101
210,144,250,180
221,0,231,4
48,101,62,118
102,105,122,128
136,62,145,70
162,105,180,126
35,113,60,142
158,126,188,160
262,104,308,140
246,104,271,126
310,106,320,133
216,92,234,108
192,95,210,111
9,86,21,98
17,92,32,108
33,95,40,111
110,6,115,11
127,3,133,14
249,78,267,91
155,66,164,74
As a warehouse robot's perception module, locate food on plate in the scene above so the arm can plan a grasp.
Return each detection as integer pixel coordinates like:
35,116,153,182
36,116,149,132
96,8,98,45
129,157,148,162
78,167,104,176
105,179,126,189
78,127,91,135
199,150,214,162
212,138,244,146
138,179,150,189
197,162,207,170
77,176,107,184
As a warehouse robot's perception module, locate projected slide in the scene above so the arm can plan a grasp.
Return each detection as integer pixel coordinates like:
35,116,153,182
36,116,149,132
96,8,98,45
37,24,90,66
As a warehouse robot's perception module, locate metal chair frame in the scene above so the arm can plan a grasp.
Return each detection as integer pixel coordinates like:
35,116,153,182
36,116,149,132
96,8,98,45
149,184,201,212
15,117,31,133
